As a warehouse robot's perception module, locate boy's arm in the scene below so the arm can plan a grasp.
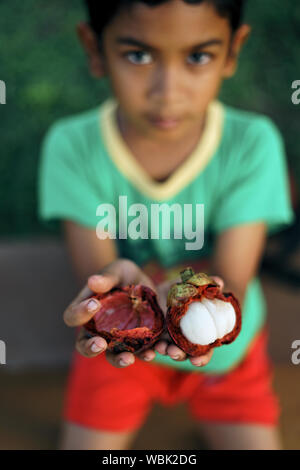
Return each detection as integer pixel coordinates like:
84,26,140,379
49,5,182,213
210,222,267,309
63,220,119,285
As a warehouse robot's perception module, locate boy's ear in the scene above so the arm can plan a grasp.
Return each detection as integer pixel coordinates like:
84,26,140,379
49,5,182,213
223,24,251,78
76,21,106,78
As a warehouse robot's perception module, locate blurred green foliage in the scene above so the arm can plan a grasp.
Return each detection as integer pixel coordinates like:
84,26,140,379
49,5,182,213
0,0,299,237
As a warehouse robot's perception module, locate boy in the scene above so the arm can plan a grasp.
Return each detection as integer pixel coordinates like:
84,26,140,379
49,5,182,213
39,0,294,449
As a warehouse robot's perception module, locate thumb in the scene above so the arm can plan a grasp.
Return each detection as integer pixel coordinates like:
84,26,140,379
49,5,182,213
87,262,122,294
211,275,224,291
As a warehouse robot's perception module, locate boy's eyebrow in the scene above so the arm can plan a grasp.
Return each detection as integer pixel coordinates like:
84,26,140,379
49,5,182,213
115,36,224,50
115,37,156,50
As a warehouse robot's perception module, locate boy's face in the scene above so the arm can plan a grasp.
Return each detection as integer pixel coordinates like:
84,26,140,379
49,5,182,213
80,0,250,142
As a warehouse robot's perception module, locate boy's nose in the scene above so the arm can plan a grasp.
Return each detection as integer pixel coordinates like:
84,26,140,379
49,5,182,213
148,64,185,108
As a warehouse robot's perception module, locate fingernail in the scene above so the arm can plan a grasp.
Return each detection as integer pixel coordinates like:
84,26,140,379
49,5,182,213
91,342,103,353
87,299,99,312
142,356,152,362
195,361,204,367
89,275,103,282
119,359,129,367
172,355,180,360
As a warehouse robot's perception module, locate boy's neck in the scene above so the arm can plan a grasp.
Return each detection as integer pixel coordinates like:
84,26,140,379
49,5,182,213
116,107,207,182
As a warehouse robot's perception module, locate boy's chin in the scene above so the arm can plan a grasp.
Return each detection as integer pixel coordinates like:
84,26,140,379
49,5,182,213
147,126,185,141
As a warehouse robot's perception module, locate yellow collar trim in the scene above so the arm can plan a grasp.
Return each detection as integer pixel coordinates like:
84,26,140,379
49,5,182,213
100,99,224,201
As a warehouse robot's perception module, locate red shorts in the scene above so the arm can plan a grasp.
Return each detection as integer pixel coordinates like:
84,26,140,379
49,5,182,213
62,327,280,431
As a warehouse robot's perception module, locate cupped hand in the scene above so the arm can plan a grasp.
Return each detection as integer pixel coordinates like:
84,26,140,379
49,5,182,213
63,258,158,368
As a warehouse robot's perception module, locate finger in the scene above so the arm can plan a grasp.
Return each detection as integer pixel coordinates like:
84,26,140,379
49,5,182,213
156,284,170,314
63,275,104,327
157,276,181,297
157,277,180,293
154,340,170,355
211,276,224,291
87,272,121,294
89,260,157,293
118,259,157,292
67,283,94,308
135,270,157,293
156,276,182,314
156,291,167,316
137,348,156,362
189,348,214,367
105,350,135,368
166,344,187,361
63,297,102,327
76,330,107,358
120,260,158,292
86,259,137,295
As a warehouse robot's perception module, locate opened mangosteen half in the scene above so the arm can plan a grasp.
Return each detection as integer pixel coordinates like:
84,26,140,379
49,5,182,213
84,284,165,354
166,267,242,357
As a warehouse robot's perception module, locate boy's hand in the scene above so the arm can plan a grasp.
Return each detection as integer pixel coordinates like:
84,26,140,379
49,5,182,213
154,275,224,367
63,258,159,368
63,257,224,369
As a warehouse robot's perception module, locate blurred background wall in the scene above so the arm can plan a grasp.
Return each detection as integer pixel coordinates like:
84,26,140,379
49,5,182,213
0,0,299,450
1,0,300,238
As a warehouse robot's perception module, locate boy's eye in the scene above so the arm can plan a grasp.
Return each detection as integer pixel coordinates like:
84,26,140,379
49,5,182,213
125,50,153,65
187,52,212,65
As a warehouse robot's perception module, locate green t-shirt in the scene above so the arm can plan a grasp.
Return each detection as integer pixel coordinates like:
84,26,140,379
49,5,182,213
38,98,294,374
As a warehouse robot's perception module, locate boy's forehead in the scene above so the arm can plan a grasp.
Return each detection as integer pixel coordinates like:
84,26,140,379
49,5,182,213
105,0,231,48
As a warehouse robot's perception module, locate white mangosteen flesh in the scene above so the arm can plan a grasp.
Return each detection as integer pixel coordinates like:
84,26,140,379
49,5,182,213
179,298,236,345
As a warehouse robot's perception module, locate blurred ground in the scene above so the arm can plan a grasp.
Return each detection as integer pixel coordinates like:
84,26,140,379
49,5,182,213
0,239,299,450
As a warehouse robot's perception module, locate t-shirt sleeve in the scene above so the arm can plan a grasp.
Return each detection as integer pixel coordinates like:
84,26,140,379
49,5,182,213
211,117,295,235
38,122,102,228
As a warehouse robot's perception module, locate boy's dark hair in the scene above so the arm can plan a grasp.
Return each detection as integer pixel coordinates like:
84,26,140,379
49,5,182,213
85,0,246,39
